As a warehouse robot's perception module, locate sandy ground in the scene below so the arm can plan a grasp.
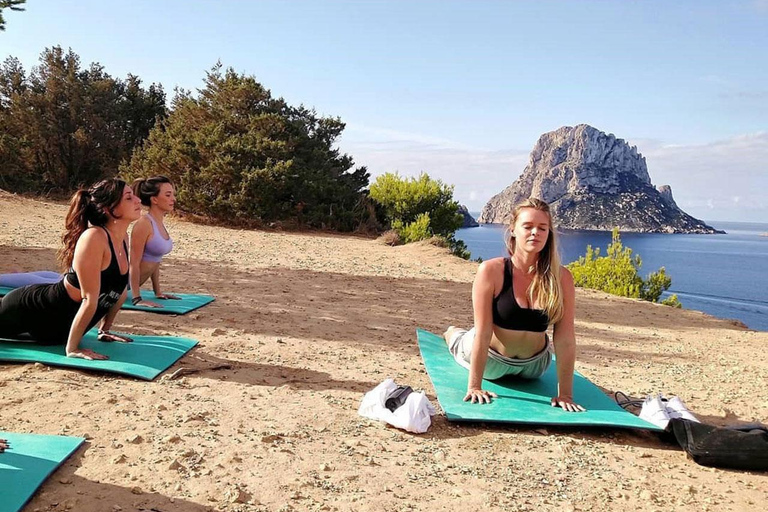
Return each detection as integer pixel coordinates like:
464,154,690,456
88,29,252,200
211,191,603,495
0,191,766,512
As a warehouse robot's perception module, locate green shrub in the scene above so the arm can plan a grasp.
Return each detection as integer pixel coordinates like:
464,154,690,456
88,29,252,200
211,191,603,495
567,228,682,307
661,294,682,308
369,172,468,258
393,213,432,244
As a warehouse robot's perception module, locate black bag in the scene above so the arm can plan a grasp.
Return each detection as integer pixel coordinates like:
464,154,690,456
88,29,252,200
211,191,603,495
670,418,768,471
385,385,414,412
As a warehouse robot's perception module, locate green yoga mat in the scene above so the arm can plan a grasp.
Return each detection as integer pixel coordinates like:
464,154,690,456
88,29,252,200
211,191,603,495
0,287,213,315
0,432,84,512
124,290,214,314
417,329,661,430
0,330,198,380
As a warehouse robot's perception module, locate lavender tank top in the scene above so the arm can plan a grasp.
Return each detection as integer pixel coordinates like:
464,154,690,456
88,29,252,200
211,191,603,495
142,214,173,263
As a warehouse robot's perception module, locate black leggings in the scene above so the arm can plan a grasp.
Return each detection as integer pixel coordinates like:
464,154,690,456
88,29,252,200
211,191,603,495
0,281,94,344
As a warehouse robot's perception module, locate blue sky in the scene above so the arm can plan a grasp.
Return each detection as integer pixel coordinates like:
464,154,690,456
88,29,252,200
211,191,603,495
2,0,766,221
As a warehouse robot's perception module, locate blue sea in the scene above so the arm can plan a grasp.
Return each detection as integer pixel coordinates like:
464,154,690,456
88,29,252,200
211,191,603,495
456,219,768,331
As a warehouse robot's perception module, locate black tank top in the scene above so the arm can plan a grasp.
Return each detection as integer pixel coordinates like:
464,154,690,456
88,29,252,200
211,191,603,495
492,258,550,332
65,226,129,313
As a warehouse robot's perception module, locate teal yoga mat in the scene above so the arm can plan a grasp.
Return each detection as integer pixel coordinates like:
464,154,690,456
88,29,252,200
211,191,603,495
416,329,661,430
0,330,198,380
0,432,84,512
124,290,214,314
0,287,213,315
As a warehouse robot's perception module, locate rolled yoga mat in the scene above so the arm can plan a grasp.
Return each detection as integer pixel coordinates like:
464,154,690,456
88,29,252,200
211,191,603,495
416,328,662,430
0,432,84,512
0,287,214,315
0,330,198,381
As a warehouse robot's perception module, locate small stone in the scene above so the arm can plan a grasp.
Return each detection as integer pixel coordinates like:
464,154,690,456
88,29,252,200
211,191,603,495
59,478,72,484
164,435,182,444
224,486,248,504
130,487,143,495
169,459,185,471
320,463,332,471
127,434,143,444
112,454,128,464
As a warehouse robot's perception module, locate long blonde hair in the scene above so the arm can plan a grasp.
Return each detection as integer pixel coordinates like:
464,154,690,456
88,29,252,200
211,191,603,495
503,197,564,325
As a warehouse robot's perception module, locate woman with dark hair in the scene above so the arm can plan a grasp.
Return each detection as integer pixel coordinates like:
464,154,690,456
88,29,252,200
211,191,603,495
444,197,585,412
128,176,179,308
0,178,141,360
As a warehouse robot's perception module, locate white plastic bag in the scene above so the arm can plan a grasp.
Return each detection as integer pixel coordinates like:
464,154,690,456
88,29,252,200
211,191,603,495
358,378,437,434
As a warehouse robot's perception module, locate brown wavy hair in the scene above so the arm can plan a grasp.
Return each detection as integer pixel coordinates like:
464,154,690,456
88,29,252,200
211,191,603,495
57,179,127,269
132,176,173,207
503,197,564,324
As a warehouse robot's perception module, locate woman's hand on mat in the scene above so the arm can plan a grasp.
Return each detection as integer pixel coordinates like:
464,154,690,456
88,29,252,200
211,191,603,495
155,293,181,300
464,388,497,404
66,348,109,360
0,439,8,452
97,331,134,343
136,299,164,308
551,396,586,412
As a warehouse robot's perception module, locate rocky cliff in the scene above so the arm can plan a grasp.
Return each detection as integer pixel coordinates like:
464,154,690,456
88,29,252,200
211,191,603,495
478,125,722,233
458,204,479,228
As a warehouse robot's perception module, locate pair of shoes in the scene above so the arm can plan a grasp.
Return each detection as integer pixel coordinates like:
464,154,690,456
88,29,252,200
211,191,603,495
639,394,672,429
665,396,699,423
639,394,700,429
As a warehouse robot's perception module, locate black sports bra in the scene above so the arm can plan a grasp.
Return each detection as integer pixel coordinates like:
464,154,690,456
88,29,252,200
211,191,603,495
65,226,129,312
492,258,550,332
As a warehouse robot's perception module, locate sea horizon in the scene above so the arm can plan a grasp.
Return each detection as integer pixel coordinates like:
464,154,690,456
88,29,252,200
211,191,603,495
456,218,768,332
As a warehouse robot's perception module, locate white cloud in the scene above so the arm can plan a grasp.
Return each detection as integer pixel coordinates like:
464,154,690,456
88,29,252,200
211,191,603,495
636,131,768,222
340,123,530,211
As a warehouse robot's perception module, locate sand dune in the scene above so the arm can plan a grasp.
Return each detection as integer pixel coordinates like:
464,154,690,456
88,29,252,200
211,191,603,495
1,193,766,512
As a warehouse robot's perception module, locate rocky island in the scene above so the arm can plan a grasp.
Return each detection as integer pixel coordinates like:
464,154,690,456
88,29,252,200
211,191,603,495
479,124,723,233
458,204,479,227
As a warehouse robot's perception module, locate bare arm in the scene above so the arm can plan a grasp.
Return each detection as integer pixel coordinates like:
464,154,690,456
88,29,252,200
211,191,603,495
129,218,150,302
465,260,499,404
551,267,585,412
66,229,107,360
150,258,180,300
97,289,134,343
151,265,161,295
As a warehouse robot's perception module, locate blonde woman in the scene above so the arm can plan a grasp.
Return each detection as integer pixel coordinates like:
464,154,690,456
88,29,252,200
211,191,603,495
444,198,585,412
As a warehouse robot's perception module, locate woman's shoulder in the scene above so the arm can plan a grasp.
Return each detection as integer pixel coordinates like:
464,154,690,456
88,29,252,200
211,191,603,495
476,257,506,277
132,215,152,235
75,227,109,254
